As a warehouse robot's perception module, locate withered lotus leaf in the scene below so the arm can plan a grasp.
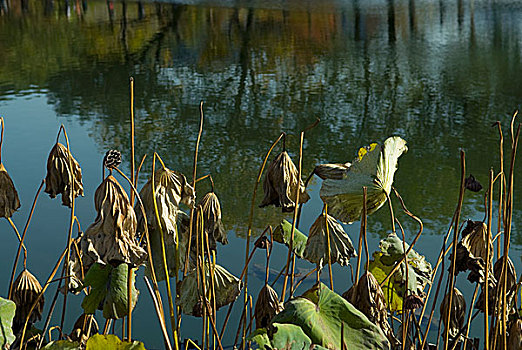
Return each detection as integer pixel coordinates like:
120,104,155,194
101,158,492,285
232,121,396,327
0,163,20,218
259,151,310,213
82,175,146,267
63,235,89,294
313,163,350,180
303,213,356,268
494,255,517,292
44,142,84,207
254,284,283,329
177,263,242,317
508,319,522,349
70,313,99,343
11,269,44,333
342,272,395,345
196,192,227,250
440,288,466,339
137,167,195,239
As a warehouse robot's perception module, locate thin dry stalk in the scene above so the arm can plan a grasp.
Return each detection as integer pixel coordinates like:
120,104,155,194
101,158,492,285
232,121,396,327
493,121,504,260
57,125,77,338
184,101,205,276
20,246,68,347
130,77,135,206
143,276,173,350
152,153,178,349
325,204,334,290
484,169,493,350
460,284,480,350
354,187,366,284
283,131,304,301
8,180,43,299
443,150,466,350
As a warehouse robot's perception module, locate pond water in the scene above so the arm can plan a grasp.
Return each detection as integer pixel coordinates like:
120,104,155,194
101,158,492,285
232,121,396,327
1,0,522,348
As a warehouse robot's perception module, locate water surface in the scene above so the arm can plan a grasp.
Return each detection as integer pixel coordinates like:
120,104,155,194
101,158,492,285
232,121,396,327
1,0,522,347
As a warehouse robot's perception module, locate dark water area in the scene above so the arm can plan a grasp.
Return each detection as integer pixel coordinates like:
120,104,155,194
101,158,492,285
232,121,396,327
1,0,522,348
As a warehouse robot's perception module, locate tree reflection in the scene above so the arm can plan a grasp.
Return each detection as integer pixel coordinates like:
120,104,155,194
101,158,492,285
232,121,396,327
2,0,522,237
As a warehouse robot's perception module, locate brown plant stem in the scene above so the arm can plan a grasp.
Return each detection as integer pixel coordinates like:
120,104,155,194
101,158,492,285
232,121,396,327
484,169,493,350
6,217,27,299
283,131,304,300
443,150,466,350
57,125,76,339
144,276,173,350
184,101,205,276
8,180,43,298
459,284,480,350
324,204,334,290
130,77,135,206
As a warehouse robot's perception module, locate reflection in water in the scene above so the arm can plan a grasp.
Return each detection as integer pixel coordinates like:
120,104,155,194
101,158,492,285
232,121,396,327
2,0,522,344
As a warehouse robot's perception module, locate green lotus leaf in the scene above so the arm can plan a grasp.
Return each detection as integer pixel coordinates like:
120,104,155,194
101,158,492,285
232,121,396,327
86,334,146,349
0,296,16,348
81,263,138,319
177,263,242,317
273,220,307,259
42,340,81,349
320,137,407,224
378,234,432,295
271,283,390,350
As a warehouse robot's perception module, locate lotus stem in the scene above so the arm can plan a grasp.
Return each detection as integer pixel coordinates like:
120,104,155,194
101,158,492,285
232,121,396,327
443,150,466,350
396,218,408,350
113,166,166,322
6,217,27,298
20,246,68,347
130,77,135,206
294,266,319,291
459,284,480,350
152,153,178,350
386,190,396,234
143,276,173,350
324,204,334,290
184,101,204,276
58,126,76,339
484,169,493,350
283,130,304,300
0,117,4,164
493,121,504,260
127,267,133,341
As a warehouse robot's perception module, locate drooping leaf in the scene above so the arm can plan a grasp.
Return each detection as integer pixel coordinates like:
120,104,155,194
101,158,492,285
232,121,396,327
82,175,147,267
44,142,84,207
86,334,146,350
368,253,407,312
0,162,21,218
255,284,284,329
271,283,390,350
11,269,44,333
177,263,242,317
81,263,138,319
440,288,466,340
273,220,307,259
303,213,356,268
260,151,310,213
0,296,16,348
320,137,407,224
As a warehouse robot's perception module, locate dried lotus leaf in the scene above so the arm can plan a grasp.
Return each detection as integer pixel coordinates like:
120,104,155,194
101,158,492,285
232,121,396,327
440,288,466,339
177,263,242,317
508,319,522,349
83,175,146,267
260,151,310,213
44,142,84,207
342,272,395,345
196,192,227,250
313,163,351,180
461,221,492,267
136,167,195,240
70,313,99,343
0,163,20,218
303,213,356,268
254,284,283,329
12,269,44,333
